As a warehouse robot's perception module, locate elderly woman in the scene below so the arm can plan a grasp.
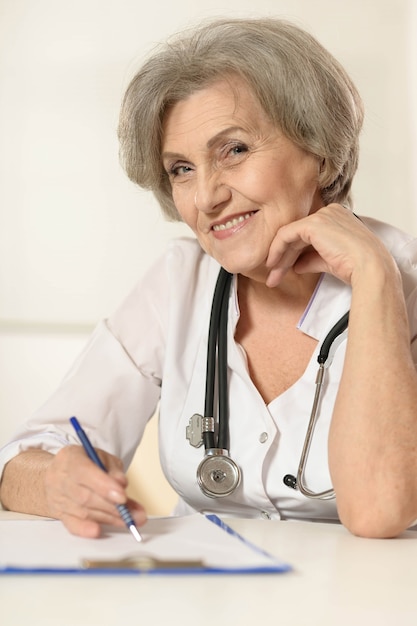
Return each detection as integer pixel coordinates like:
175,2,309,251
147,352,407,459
1,18,417,538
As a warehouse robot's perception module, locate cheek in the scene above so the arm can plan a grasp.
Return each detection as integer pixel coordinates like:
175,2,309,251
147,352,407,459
171,190,195,226
175,205,199,234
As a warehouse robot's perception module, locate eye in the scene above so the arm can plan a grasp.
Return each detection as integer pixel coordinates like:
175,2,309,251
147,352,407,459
166,163,193,179
230,143,248,155
223,142,249,160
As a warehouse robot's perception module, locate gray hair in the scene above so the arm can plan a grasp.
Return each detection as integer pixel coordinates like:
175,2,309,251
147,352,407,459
118,18,364,220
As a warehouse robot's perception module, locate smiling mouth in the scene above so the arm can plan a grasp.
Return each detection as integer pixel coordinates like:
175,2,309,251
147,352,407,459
212,211,256,232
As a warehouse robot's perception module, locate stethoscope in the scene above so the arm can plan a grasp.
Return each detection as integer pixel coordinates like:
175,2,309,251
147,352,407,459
186,267,349,500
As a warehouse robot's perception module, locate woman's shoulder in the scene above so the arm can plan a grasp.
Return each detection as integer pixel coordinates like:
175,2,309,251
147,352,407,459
360,216,415,250
160,236,219,283
110,237,218,323
165,236,209,265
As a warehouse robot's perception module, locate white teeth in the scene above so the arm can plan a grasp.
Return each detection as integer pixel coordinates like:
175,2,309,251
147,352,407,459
213,212,254,232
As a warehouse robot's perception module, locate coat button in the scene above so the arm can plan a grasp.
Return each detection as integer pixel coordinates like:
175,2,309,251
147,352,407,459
259,432,268,443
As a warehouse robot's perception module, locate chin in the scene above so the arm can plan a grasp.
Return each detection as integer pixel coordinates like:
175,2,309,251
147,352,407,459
204,240,266,277
219,258,267,281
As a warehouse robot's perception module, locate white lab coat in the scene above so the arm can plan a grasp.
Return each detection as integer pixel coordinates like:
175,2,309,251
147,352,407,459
1,217,417,521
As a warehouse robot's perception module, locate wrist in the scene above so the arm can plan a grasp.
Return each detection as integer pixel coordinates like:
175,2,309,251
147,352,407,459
351,251,401,295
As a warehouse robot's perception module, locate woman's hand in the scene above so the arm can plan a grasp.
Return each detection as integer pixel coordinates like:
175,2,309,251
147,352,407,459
44,445,146,538
265,204,395,288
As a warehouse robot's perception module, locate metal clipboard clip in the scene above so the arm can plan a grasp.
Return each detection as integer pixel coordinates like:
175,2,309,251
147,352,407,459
82,555,204,571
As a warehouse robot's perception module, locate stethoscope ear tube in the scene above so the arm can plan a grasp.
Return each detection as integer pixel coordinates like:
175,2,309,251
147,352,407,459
203,268,233,450
283,310,350,500
318,311,349,364
217,271,231,451
196,268,241,498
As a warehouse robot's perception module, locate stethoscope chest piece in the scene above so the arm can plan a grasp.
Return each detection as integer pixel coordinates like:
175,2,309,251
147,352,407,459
197,449,241,498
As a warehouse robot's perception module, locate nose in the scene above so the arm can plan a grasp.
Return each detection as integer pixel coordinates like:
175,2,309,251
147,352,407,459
194,170,231,213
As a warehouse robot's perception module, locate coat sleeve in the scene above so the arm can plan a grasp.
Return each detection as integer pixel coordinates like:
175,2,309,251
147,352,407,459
0,250,171,477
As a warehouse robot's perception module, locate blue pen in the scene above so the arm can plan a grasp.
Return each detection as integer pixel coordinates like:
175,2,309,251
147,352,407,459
69,416,142,543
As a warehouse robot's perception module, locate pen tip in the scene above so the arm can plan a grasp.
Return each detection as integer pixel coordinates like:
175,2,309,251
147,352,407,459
129,524,143,543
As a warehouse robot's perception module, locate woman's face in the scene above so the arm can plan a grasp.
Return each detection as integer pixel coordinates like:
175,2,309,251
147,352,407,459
161,77,323,281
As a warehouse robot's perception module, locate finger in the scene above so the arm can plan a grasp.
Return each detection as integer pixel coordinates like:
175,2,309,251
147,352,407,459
265,240,310,287
60,496,147,537
69,449,128,503
126,498,148,527
53,484,141,530
60,499,147,539
265,221,314,288
45,447,129,522
57,472,147,528
65,479,127,515
46,483,124,528
266,234,302,270
60,513,102,538
293,248,330,276
97,450,127,485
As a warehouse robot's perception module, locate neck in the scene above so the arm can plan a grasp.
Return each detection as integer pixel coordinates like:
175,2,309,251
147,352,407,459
237,269,320,311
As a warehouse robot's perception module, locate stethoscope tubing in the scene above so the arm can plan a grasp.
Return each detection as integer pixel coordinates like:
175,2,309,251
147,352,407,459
198,267,349,501
204,268,233,451
286,310,349,499
318,311,349,364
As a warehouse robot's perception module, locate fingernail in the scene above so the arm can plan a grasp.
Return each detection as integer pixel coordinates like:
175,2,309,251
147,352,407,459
133,509,147,525
109,490,126,504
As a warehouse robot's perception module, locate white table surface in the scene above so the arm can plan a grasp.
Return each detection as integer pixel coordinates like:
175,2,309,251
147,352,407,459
1,511,416,626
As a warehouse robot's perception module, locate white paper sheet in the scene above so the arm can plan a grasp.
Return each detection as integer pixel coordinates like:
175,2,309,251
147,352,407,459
0,514,290,574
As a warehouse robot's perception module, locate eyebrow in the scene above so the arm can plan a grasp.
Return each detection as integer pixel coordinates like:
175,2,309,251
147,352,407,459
206,126,245,149
161,126,246,162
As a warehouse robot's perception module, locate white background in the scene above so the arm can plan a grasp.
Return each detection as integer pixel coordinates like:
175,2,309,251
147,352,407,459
1,0,416,512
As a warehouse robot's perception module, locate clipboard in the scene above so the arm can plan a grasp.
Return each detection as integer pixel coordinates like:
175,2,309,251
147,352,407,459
0,513,291,575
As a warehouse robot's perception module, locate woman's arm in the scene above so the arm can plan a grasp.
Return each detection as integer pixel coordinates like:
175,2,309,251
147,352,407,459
0,449,54,516
328,248,417,537
267,205,417,537
0,446,146,538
